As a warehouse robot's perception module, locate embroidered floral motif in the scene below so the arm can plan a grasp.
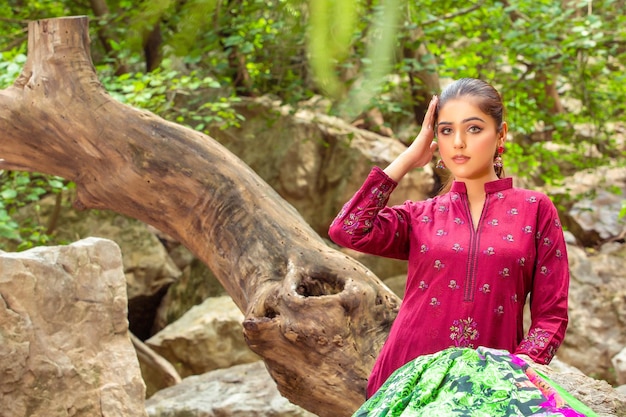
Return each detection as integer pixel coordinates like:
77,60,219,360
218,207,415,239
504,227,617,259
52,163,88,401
451,193,460,202
419,280,429,290
454,217,465,225
434,260,445,270
436,229,447,237
450,317,480,348
508,208,519,215
494,305,504,315
522,225,533,234
448,280,459,290
421,215,432,223
488,219,499,226
517,257,526,267
519,328,551,355
370,184,391,208
420,244,429,253
503,234,514,242
430,297,440,307
540,265,550,276
337,203,377,235
452,243,463,252
555,249,563,259
479,284,491,294
526,196,538,204
340,212,359,234
484,247,495,256
499,268,510,278
547,344,558,362
496,192,505,199
543,237,553,247
511,294,518,303
438,205,448,213
554,218,562,228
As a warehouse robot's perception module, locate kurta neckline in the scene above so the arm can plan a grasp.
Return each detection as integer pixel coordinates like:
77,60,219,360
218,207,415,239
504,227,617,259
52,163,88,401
451,177,513,194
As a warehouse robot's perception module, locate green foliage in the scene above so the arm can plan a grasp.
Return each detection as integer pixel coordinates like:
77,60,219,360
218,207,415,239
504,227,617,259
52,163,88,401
0,48,26,86
99,63,244,130
1,0,625,250
392,0,626,184
0,171,70,250
308,0,359,97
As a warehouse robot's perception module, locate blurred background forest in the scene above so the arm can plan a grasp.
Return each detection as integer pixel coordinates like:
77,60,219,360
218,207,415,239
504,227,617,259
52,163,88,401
0,0,625,250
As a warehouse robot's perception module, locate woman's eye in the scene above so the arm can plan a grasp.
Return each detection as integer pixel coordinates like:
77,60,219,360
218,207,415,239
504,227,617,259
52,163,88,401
440,127,452,135
468,126,482,133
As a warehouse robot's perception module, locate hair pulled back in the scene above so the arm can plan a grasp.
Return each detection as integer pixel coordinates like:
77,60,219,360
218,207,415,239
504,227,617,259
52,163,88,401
437,78,505,130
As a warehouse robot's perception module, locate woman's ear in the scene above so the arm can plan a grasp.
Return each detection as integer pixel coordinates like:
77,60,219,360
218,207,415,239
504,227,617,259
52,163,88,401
499,122,508,146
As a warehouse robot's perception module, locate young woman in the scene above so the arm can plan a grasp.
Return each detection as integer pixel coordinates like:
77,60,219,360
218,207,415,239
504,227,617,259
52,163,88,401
328,78,570,401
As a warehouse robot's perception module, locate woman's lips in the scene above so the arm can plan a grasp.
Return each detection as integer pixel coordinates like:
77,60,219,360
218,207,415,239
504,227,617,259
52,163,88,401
451,155,470,164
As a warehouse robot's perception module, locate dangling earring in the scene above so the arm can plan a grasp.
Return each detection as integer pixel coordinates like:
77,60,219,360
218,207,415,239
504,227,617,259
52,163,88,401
494,146,504,168
436,159,446,169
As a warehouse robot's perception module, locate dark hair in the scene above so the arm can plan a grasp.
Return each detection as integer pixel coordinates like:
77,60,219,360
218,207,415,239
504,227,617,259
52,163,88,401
435,78,506,193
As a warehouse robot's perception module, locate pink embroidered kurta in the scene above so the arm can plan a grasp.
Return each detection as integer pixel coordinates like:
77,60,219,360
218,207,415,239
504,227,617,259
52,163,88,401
328,167,569,397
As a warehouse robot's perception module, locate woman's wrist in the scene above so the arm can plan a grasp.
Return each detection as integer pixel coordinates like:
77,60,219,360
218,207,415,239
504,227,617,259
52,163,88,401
384,151,417,182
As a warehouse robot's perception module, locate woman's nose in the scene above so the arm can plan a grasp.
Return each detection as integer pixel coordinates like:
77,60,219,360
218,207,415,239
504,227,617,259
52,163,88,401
453,132,465,148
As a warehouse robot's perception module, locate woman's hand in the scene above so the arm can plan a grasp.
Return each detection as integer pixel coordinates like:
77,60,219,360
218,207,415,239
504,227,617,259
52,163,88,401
384,95,439,182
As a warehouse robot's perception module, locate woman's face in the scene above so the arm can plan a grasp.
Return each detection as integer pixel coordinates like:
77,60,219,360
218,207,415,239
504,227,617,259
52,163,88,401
436,97,506,184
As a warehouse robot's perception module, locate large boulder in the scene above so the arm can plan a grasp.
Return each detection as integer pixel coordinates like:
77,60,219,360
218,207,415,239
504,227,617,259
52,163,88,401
146,295,259,378
547,166,626,247
559,243,626,385
0,238,147,417
154,246,228,332
2,197,182,340
145,361,317,417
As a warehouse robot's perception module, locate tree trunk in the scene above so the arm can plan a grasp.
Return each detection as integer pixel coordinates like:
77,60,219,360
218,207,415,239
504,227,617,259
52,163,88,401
0,16,400,417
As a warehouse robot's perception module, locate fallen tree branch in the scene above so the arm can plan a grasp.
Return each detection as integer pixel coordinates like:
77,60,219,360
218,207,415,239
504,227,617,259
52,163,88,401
0,16,400,417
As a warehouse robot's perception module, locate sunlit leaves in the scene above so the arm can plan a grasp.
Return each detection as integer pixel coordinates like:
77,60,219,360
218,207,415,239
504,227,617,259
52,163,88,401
0,50,27,88
101,65,243,130
339,0,403,118
0,172,65,250
307,0,359,97
168,0,218,56
127,0,176,52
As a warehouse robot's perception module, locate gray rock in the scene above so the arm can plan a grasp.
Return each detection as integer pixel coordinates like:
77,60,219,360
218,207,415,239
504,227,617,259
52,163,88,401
145,361,317,417
147,295,260,378
0,238,147,417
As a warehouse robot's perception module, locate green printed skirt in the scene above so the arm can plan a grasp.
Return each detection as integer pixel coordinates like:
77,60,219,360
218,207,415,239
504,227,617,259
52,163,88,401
354,347,595,417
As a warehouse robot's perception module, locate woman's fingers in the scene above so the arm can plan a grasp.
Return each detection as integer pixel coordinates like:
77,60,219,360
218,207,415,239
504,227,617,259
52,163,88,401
424,95,438,131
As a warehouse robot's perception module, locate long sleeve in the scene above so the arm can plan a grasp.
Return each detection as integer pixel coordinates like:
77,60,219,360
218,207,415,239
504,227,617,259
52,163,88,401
328,166,413,260
514,196,569,364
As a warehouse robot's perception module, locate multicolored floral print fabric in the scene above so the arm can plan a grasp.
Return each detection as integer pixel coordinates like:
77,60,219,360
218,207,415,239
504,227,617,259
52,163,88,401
353,347,588,417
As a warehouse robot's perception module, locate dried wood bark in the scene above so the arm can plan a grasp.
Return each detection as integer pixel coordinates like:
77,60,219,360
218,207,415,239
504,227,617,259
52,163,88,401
0,16,400,417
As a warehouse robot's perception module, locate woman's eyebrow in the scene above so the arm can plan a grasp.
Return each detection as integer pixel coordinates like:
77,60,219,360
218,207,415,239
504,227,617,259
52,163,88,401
438,117,486,125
